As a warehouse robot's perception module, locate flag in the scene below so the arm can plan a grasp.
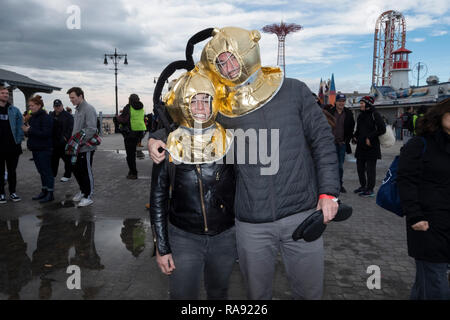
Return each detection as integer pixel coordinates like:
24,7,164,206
328,73,336,106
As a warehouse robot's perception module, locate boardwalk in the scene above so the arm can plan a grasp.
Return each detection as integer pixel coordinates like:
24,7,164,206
0,134,417,300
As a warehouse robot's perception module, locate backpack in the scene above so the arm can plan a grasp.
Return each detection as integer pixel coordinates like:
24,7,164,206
376,137,426,217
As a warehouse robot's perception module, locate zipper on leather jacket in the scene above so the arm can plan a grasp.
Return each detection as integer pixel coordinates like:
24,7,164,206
196,165,209,232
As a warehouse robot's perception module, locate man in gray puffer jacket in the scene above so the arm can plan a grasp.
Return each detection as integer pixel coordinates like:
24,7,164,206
149,27,340,300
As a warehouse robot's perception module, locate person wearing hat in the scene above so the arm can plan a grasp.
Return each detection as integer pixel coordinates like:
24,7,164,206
329,93,355,193
49,99,74,182
117,94,146,179
352,96,386,197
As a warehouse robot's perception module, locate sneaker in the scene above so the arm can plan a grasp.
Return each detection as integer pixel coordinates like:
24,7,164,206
78,197,94,207
340,186,347,193
10,193,21,202
0,194,6,204
72,191,84,202
60,177,70,182
353,187,365,194
359,190,375,197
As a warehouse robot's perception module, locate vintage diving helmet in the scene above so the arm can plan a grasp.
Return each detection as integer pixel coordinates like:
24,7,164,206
199,26,284,118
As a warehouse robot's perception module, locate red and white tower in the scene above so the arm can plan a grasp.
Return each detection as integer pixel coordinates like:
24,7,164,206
372,10,406,87
390,47,412,90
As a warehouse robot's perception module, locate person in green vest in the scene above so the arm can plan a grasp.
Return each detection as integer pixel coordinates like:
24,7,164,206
117,94,146,179
412,105,427,136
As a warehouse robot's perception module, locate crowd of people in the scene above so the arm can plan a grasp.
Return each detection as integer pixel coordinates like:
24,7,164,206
0,86,99,207
1,26,449,301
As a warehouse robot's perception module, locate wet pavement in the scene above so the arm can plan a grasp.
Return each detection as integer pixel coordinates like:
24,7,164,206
1,134,418,300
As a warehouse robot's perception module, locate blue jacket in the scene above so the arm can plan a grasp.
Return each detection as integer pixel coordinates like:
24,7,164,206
7,104,24,144
27,109,53,151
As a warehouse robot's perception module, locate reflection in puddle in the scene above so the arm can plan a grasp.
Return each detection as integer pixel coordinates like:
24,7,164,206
0,214,151,300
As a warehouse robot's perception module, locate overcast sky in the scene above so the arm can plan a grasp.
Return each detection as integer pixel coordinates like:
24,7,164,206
1,0,449,114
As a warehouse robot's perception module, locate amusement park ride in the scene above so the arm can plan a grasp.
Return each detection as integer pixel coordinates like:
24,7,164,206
313,10,449,113
369,10,450,109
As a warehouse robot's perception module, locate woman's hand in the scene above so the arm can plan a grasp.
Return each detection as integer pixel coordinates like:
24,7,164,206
21,124,30,133
366,138,371,147
412,221,429,231
156,250,176,275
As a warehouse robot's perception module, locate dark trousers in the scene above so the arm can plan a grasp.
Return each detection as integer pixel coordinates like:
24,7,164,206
410,259,450,300
32,150,54,191
72,151,94,198
356,158,377,191
335,143,346,186
51,146,72,178
0,152,20,194
124,134,140,175
168,223,237,300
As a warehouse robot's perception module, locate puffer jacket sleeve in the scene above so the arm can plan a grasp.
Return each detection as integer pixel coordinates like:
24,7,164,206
148,128,168,142
149,159,171,256
298,81,340,197
397,137,427,226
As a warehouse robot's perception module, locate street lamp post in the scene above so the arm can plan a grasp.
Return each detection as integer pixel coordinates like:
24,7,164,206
103,48,128,116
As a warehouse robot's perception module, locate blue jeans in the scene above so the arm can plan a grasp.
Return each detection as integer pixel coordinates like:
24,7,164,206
410,259,450,300
32,150,54,191
335,143,346,187
168,223,237,300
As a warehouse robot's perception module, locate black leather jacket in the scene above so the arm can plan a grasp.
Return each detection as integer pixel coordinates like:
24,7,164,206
150,160,235,256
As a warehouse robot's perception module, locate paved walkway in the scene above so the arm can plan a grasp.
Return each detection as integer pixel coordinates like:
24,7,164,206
0,134,417,300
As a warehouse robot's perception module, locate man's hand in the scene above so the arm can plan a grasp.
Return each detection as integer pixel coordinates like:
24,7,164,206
366,138,371,147
317,198,339,224
156,251,176,275
148,138,166,164
412,221,429,231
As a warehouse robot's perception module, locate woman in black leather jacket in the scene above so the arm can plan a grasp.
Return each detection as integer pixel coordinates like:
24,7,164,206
149,70,237,300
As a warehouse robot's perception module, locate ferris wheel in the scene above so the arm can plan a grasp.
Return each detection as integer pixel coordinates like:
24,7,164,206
372,10,406,87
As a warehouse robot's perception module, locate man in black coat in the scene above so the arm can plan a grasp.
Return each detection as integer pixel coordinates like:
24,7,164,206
49,99,74,182
352,96,386,197
330,93,355,193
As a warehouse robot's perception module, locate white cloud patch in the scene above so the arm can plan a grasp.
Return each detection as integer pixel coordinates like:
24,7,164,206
1,0,449,111
431,30,448,36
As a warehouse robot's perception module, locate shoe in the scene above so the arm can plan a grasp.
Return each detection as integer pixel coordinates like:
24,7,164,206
10,193,21,202
72,191,84,202
32,189,48,201
0,194,6,204
353,187,365,194
78,197,93,207
60,177,70,182
340,186,347,193
126,174,138,180
39,191,54,203
359,190,375,197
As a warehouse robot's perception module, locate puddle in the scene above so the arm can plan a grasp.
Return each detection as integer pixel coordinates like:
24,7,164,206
0,214,152,300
